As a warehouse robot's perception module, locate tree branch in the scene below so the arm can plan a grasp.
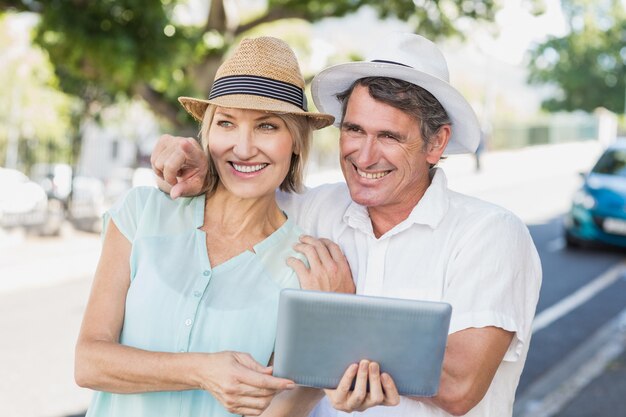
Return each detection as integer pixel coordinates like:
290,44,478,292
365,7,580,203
134,83,185,130
0,0,30,11
234,7,307,36
205,0,227,33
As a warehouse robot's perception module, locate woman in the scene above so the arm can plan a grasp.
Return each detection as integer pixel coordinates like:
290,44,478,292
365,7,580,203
75,36,337,417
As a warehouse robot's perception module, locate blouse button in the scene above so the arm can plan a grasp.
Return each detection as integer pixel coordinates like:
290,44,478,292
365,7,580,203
193,291,202,297
185,319,192,326
203,270,210,277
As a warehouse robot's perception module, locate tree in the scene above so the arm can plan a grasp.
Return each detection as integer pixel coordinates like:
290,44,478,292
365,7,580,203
528,0,626,114
0,12,76,170
1,0,543,131
0,1,497,127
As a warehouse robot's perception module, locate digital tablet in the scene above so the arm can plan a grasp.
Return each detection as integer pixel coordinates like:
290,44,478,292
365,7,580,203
273,289,452,397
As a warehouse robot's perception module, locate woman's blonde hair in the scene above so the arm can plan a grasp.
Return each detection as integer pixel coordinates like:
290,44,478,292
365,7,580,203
199,105,313,196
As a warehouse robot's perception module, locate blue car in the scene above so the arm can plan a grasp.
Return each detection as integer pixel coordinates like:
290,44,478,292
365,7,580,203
565,141,626,248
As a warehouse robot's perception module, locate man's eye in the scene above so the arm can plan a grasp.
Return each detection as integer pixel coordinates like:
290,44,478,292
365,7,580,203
344,126,361,133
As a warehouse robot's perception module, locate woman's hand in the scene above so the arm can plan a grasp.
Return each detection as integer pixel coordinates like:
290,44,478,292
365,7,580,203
151,134,209,199
324,360,400,413
288,235,355,294
196,351,295,416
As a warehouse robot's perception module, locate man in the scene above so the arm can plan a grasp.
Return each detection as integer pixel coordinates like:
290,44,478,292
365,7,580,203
151,33,542,417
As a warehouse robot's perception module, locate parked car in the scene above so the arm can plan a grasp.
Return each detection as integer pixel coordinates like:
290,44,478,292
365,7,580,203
0,167,62,235
67,167,155,234
30,163,73,206
564,140,626,248
68,175,106,233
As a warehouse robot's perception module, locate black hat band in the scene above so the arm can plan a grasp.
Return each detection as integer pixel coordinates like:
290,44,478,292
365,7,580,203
209,75,307,111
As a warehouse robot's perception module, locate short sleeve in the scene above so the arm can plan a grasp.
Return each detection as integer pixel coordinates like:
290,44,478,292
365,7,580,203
444,211,542,361
102,187,152,243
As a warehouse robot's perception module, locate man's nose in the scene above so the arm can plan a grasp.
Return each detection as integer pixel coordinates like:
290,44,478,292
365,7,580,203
355,136,379,167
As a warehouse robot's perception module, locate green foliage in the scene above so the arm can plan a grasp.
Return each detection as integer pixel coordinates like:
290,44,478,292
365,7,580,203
265,0,500,38
1,0,512,128
0,12,77,169
33,0,186,101
528,0,626,113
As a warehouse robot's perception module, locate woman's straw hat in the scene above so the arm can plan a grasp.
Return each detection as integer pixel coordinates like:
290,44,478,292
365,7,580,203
179,37,334,130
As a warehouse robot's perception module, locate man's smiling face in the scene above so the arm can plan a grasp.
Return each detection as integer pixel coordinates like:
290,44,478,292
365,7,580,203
339,84,446,215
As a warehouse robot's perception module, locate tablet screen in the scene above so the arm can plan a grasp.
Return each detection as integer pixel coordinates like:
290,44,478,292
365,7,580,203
273,289,452,396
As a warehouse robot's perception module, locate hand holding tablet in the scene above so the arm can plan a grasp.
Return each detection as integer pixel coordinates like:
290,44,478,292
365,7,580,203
273,289,452,397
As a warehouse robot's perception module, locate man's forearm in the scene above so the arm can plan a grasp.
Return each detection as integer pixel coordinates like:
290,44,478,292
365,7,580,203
408,326,514,416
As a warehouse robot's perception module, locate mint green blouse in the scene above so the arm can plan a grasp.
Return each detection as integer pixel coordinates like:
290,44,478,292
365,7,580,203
86,187,303,417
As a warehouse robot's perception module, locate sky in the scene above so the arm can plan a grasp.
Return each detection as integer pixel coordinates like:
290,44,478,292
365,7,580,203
478,0,568,65
307,0,569,121
310,0,567,66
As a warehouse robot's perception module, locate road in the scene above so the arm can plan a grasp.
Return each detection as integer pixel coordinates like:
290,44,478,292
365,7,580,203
1,141,625,417
517,218,626,417
520,218,626,393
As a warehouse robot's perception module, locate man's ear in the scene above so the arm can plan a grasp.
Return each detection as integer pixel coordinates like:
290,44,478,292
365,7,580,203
426,125,451,165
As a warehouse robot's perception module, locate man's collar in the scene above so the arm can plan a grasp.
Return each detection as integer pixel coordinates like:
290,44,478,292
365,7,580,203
405,168,449,229
342,168,450,237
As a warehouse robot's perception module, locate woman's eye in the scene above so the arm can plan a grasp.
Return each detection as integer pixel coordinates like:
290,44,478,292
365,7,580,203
216,120,233,127
259,123,277,130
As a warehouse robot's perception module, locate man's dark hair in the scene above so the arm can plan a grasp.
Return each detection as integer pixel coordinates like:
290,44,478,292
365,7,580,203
336,77,451,149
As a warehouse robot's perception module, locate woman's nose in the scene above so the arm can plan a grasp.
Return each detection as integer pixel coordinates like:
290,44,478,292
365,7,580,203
233,129,257,159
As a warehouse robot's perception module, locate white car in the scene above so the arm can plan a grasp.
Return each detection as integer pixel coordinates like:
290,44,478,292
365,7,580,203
0,167,49,232
68,175,106,233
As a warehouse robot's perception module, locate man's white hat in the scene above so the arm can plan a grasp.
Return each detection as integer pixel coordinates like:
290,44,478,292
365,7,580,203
311,33,480,154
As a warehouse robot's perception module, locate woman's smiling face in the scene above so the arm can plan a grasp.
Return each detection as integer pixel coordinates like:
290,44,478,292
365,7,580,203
208,107,294,200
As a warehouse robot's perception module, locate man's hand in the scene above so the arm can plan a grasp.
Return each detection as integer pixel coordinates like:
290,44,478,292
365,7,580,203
287,235,355,294
151,134,209,199
325,360,400,412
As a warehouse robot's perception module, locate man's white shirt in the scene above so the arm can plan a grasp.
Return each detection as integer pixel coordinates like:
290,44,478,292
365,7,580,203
277,168,542,417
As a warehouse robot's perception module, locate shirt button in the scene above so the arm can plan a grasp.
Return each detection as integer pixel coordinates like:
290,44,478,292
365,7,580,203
193,291,202,297
185,319,192,326
203,270,210,277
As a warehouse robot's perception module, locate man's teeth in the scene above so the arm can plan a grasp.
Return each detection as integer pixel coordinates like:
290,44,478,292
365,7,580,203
232,163,268,173
357,168,389,179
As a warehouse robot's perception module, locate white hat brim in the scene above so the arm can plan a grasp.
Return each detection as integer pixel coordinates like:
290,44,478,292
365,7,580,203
311,61,481,155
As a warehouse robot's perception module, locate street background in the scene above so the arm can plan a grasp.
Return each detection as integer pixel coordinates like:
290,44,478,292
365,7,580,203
2,0,626,416
3,140,626,417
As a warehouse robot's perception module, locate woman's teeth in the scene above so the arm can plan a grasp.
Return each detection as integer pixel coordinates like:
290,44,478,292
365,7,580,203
232,163,268,173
